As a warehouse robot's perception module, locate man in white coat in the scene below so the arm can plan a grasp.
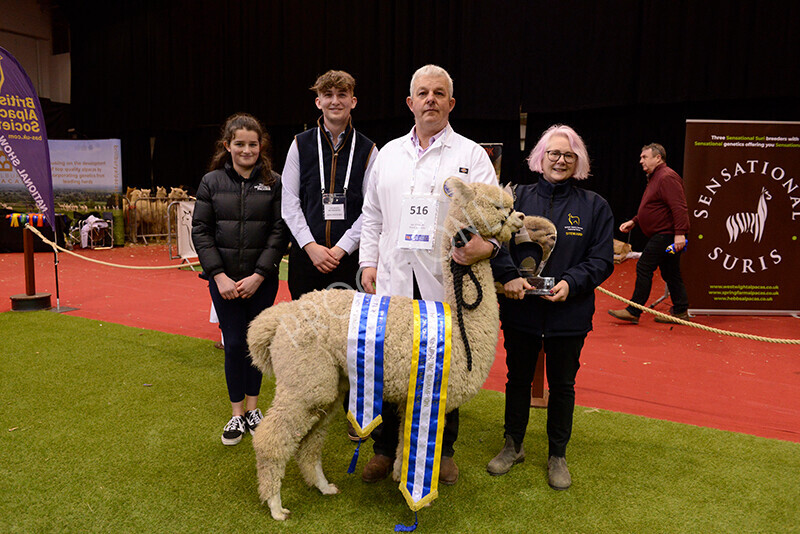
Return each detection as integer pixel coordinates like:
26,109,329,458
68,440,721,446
359,64,499,486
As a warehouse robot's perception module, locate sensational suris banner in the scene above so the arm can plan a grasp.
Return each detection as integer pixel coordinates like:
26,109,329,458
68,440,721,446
0,46,55,230
683,120,800,315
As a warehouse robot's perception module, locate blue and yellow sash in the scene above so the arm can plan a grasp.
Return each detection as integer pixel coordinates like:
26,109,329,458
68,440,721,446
399,300,452,511
346,292,391,438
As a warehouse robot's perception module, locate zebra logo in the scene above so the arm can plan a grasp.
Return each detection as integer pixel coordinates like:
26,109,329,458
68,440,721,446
725,187,771,243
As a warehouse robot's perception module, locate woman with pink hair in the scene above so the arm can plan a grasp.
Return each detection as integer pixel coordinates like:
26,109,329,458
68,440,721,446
487,124,614,489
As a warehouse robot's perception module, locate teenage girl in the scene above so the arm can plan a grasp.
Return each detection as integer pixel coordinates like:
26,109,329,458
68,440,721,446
192,113,289,445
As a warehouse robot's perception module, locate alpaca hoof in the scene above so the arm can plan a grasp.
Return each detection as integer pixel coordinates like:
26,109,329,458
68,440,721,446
267,494,290,521
270,508,290,521
320,483,339,495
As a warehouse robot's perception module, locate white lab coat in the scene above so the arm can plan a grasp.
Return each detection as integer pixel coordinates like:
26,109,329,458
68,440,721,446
359,124,498,300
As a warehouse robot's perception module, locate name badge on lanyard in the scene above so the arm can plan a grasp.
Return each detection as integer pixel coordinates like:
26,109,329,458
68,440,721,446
397,195,438,250
318,127,355,222
322,193,346,220
396,129,450,251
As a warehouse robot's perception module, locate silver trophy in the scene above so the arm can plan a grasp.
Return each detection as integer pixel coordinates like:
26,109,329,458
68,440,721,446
515,215,557,295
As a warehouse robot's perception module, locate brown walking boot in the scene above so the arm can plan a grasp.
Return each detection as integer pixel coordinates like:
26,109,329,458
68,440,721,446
608,308,639,324
361,454,393,483
439,456,459,485
486,435,525,476
547,455,572,490
655,310,691,323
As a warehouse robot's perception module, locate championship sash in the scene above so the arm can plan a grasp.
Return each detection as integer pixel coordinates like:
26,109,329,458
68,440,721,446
346,292,391,438
399,300,452,511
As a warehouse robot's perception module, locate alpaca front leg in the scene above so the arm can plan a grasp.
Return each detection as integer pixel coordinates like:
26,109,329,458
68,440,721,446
267,493,290,521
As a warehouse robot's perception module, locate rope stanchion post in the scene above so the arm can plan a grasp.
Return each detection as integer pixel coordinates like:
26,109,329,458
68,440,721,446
10,226,52,311
17,223,200,313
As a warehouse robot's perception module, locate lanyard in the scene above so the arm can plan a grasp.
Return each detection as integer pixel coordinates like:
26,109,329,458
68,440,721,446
317,127,356,194
410,128,448,196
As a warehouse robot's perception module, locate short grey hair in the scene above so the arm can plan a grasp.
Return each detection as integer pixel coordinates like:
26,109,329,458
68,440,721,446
642,143,666,161
409,64,454,98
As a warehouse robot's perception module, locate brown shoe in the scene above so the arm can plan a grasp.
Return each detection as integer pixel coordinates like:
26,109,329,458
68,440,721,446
362,454,393,483
608,309,639,324
439,456,459,486
655,311,691,324
348,421,368,442
213,341,224,350
548,455,571,490
486,435,525,476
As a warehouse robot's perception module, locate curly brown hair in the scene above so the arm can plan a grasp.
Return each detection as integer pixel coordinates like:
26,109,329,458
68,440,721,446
208,113,274,184
309,70,356,95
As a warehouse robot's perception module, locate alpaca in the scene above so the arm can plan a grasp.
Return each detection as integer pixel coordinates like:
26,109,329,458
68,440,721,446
246,177,524,520
167,187,190,239
725,187,771,243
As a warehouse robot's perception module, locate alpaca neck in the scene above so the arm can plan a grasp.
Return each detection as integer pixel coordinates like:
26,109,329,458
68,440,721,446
440,253,500,407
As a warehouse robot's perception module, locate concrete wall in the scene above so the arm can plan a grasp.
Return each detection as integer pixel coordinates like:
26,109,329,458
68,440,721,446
0,0,70,103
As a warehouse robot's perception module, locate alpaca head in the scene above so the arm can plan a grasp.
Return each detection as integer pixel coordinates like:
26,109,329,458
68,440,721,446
168,187,189,200
442,176,524,245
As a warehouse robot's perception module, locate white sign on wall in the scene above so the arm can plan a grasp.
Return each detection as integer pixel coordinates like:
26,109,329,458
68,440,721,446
48,139,121,192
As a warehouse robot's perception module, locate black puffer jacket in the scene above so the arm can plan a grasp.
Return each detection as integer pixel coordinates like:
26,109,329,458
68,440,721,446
491,176,614,337
192,162,289,281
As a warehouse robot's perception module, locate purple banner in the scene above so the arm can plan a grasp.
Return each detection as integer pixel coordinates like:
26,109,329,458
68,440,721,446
0,46,55,230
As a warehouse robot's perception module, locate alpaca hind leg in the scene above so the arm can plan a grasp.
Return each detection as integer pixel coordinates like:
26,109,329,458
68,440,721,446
295,403,339,495
253,401,322,520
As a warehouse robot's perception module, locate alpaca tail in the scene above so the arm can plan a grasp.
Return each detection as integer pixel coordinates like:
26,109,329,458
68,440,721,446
247,306,283,376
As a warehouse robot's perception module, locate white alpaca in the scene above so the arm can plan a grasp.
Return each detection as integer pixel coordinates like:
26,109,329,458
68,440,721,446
246,177,523,520
726,187,771,243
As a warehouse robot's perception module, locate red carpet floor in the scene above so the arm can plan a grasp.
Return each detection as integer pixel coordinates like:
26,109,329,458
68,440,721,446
2,244,799,442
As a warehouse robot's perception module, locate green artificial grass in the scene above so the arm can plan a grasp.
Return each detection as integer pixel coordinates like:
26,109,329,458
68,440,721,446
1,311,798,533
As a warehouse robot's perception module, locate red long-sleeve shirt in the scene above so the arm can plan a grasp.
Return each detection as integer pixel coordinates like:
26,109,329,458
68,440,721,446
632,162,690,238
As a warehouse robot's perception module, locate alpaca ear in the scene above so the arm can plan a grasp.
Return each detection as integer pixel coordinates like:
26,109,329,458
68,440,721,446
442,176,474,204
502,183,515,202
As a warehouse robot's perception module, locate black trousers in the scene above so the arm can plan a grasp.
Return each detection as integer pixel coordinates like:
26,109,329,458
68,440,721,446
626,233,689,316
371,270,459,458
209,276,278,403
502,328,585,458
287,243,360,299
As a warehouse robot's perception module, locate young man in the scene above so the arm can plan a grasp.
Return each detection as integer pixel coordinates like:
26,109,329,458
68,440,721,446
282,70,378,299
358,64,499,486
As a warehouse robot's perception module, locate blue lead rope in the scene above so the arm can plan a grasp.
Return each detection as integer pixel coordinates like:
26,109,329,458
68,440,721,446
347,439,363,474
394,511,418,532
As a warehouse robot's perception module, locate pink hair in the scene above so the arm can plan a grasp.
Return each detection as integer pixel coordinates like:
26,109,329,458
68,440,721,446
527,124,591,180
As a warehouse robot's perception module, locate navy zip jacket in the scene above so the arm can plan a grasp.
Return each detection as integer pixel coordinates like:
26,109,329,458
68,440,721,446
192,162,289,281
491,176,614,337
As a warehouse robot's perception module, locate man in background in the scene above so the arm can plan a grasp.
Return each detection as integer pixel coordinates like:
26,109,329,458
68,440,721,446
609,143,690,324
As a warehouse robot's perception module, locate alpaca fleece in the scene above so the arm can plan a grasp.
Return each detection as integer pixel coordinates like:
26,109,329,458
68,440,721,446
246,177,523,520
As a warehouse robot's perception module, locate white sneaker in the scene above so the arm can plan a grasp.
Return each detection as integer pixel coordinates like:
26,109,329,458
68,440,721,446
221,415,246,446
244,409,263,435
